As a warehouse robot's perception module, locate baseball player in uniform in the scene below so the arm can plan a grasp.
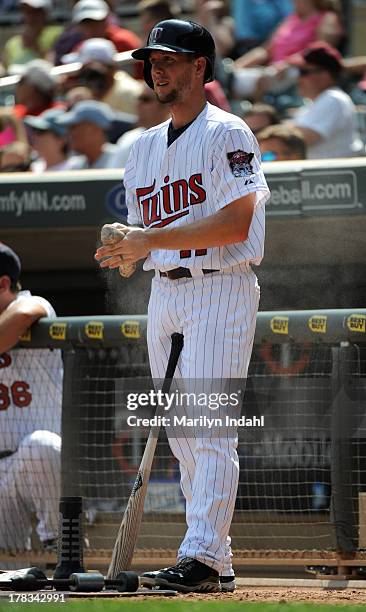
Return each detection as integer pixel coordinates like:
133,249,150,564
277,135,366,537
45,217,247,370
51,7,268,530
0,244,62,551
96,19,270,592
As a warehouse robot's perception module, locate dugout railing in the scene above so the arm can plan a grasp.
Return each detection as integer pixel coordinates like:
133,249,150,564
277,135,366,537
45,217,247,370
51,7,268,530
4,309,366,575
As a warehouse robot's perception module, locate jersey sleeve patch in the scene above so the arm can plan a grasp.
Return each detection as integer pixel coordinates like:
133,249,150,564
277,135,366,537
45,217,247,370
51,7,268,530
227,150,254,178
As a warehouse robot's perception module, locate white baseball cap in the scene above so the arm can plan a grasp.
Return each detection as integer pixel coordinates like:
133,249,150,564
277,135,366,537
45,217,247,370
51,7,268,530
15,59,56,94
61,38,117,66
20,0,52,10
72,0,109,23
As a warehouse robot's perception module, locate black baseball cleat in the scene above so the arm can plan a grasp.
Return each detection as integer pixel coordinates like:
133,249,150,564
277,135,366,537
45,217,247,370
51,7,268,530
220,575,236,592
146,557,220,593
140,568,165,588
141,567,236,592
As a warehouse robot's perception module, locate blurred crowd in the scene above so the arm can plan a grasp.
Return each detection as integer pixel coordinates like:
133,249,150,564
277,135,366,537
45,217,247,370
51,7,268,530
0,0,366,171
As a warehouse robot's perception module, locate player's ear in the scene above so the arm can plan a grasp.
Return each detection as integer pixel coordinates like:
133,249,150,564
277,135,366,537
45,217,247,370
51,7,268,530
194,56,207,81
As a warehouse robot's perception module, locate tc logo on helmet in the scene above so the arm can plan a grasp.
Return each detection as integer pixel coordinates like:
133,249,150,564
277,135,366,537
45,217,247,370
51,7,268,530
150,27,163,44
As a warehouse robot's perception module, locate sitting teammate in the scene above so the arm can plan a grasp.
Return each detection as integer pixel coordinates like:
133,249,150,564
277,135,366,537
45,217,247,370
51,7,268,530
0,244,62,552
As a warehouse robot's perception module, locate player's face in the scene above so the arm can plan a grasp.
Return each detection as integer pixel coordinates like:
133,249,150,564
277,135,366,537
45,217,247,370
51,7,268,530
149,51,197,104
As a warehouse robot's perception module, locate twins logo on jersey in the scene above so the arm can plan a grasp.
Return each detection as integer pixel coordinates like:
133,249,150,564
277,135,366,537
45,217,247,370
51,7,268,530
227,150,254,178
136,173,207,227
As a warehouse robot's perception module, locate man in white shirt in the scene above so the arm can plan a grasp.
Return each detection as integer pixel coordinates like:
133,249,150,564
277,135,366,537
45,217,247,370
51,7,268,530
291,42,362,159
95,18,270,593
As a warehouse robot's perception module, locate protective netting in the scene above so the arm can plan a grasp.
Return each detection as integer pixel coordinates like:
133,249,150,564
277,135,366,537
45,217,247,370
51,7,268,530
3,319,366,561
0,347,62,552
60,340,366,556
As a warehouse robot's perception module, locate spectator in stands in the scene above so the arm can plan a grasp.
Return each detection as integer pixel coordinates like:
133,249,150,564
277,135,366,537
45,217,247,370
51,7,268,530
230,0,344,100
242,103,280,135
0,142,32,172
54,0,141,76
53,0,118,65
194,0,235,59
257,124,307,160
56,99,118,168
13,60,61,118
138,0,182,41
231,0,294,57
24,108,80,172
110,82,170,168
290,42,363,158
64,85,94,109
0,108,29,147
2,0,63,71
61,38,143,115
0,244,62,552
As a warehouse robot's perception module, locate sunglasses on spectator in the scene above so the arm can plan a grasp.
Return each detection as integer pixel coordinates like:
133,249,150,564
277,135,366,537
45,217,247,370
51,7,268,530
261,151,278,162
298,67,323,76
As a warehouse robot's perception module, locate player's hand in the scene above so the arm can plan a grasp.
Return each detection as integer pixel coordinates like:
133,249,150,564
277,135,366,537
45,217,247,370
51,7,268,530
95,228,149,269
98,223,136,277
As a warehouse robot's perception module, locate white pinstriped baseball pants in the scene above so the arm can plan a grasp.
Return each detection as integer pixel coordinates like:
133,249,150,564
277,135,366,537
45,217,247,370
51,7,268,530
147,265,260,574
0,430,61,551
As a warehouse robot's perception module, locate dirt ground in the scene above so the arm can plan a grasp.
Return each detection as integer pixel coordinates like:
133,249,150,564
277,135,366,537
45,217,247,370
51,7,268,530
99,587,366,605
176,587,366,605
1,587,364,604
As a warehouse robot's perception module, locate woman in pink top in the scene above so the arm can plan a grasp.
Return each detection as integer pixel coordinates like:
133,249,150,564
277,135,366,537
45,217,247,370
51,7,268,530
231,0,343,99
235,0,343,69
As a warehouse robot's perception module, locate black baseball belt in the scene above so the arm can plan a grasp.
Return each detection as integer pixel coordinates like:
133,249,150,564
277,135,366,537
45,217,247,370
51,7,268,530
159,267,219,280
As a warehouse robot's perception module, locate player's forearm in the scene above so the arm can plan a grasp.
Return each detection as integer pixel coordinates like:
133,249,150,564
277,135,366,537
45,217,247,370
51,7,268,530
0,313,34,353
96,196,257,267
145,197,255,250
0,303,47,353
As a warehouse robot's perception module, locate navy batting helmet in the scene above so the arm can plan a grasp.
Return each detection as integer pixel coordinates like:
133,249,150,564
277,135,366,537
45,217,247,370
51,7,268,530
131,19,216,89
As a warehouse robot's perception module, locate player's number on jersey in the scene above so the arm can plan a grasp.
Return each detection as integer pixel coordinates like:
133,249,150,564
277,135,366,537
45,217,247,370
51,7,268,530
0,382,32,411
180,249,207,258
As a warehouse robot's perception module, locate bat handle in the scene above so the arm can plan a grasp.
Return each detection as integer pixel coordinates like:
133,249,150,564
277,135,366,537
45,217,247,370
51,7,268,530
162,333,184,393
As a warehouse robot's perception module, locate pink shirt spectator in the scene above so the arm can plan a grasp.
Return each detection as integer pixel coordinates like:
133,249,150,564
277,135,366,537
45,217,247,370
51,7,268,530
270,11,335,63
204,81,231,113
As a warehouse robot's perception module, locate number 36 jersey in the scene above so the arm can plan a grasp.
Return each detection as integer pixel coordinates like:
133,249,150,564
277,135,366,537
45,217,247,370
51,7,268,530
0,291,62,452
124,102,270,273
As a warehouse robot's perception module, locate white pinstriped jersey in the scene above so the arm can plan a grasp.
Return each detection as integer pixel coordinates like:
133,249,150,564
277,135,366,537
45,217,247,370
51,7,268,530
124,102,270,272
0,291,62,451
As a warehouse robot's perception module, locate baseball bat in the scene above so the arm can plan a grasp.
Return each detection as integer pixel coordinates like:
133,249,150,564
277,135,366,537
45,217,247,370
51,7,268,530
107,332,184,579
0,50,135,91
